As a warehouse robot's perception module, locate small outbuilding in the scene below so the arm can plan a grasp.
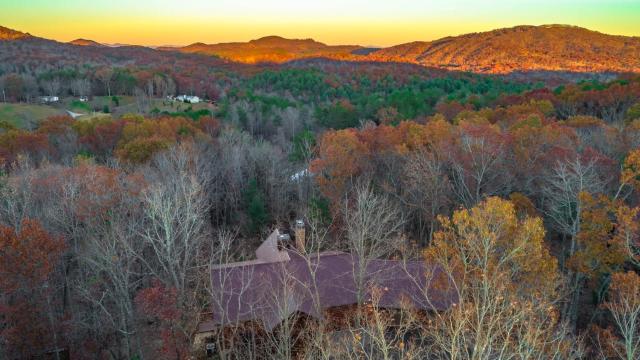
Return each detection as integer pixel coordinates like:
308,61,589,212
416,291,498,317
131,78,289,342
176,95,200,104
40,96,59,103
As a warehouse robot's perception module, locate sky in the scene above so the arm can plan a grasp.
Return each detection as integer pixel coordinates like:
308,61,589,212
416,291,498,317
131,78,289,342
1,0,639,47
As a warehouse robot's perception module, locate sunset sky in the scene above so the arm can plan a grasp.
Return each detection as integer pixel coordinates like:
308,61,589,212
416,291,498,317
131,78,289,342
1,0,639,47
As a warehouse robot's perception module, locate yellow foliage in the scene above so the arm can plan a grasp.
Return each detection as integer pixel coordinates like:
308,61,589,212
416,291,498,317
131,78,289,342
621,149,640,193
115,116,204,164
427,196,559,297
565,115,605,128
453,110,490,126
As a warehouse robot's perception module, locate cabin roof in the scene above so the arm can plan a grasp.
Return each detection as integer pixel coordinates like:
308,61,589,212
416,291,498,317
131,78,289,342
204,230,457,331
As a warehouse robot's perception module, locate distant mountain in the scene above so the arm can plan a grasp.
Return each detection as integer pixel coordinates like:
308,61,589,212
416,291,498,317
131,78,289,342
366,25,640,73
2,24,639,74
68,38,104,47
0,26,30,40
0,28,239,80
166,35,363,64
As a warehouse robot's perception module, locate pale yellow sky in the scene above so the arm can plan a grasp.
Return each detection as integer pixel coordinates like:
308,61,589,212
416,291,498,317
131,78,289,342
1,0,638,47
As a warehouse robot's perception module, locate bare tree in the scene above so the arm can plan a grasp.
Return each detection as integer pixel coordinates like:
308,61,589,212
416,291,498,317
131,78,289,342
95,68,113,97
343,183,404,303
134,87,150,113
449,127,511,207
604,272,640,360
138,172,207,294
543,155,610,244
403,149,451,243
77,209,144,359
22,74,38,103
204,229,250,359
542,154,612,328
0,75,5,102
71,78,91,97
43,77,61,97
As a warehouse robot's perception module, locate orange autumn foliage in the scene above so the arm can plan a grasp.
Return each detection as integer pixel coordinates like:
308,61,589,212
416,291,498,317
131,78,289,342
614,204,640,266
568,193,627,279
508,192,539,218
0,219,65,293
310,128,368,206
621,149,640,193
607,271,640,308
311,119,455,207
115,116,207,163
36,115,75,135
0,219,66,357
0,129,49,166
29,163,146,222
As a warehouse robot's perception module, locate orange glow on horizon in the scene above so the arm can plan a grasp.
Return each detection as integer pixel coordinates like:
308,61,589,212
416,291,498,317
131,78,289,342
1,1,639,47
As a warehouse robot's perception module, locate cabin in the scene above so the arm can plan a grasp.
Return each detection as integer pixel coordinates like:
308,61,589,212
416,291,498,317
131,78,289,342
195,220,457,356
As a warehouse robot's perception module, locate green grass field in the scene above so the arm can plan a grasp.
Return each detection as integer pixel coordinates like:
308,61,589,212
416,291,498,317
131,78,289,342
0,103,64,129
0,97,215,130
76,112,113,122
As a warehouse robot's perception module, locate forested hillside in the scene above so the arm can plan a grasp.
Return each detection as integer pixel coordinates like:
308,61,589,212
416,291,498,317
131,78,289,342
0,25,29,40
167,35,362,64
367,25,640,73
154,24,640,73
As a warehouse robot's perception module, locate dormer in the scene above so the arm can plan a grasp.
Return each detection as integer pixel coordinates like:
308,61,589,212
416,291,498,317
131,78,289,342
255,229,291,263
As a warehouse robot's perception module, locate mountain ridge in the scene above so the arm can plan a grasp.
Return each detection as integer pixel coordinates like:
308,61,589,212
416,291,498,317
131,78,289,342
0,25,30,40
366,24,640,73
168,35,362,64
1,24,639,73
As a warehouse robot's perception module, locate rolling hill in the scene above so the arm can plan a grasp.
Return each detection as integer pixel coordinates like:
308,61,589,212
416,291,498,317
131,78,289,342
0,25,30,40
365,25,640,73
0,27,240,84
165,35,363,64
68,38,104,47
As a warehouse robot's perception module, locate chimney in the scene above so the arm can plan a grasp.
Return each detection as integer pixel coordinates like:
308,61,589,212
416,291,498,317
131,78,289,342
294,219,305,252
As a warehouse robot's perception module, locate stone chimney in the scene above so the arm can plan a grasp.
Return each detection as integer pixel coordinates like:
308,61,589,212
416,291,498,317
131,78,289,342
294,219,305,252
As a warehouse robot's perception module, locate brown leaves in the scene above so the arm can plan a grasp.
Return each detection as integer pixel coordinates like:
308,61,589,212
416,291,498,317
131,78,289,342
0,218,65,293
607,271,640,306
621,149,640,193
310,128,368,206
615,205,640,266
0,129,49,167
115,116,206,164
569,193,629,279
311,119,455,211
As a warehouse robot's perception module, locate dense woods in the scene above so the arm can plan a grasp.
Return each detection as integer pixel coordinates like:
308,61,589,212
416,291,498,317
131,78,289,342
2,25,640,358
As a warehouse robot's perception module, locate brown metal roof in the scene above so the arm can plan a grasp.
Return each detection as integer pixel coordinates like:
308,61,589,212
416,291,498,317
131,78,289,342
207,243,457,331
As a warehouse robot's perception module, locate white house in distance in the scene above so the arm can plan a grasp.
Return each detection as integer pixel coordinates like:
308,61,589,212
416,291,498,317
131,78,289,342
40,96,59,103
175,95,200,104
